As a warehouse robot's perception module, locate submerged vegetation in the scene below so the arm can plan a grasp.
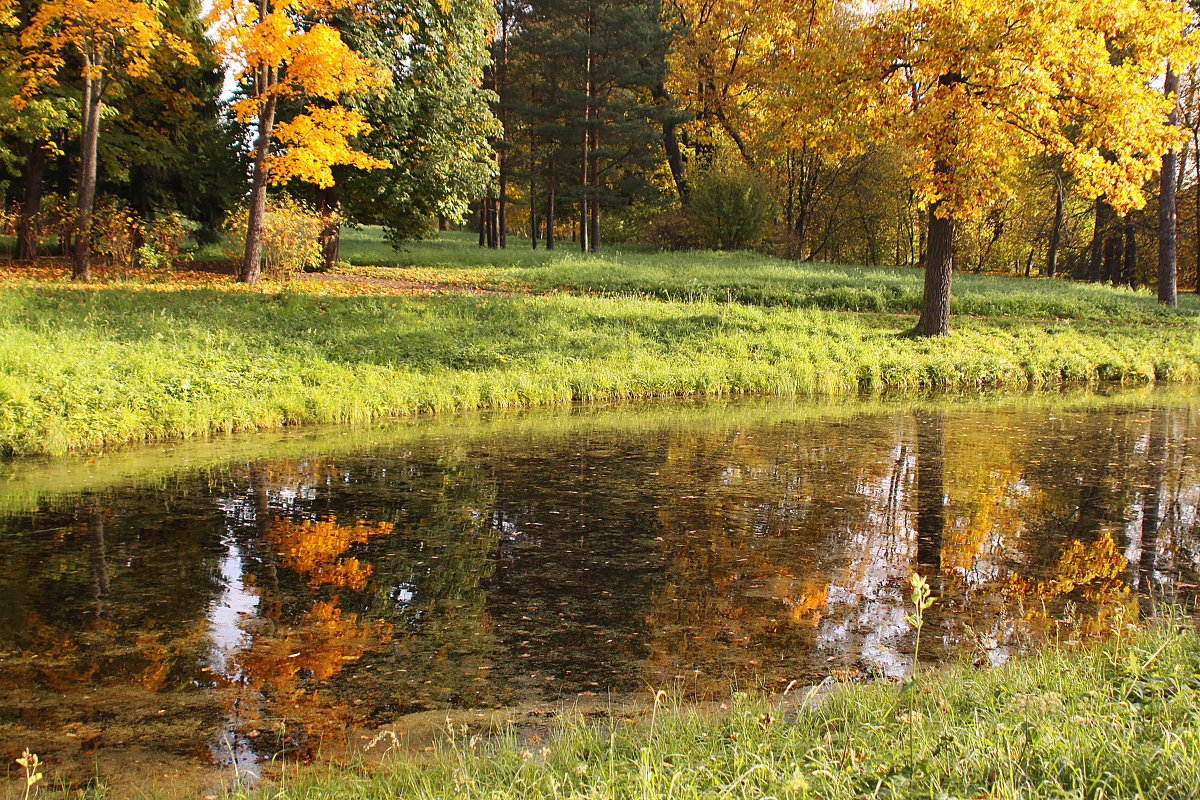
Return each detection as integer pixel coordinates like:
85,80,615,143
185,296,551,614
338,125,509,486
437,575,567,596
2,232,1200,456
214,621,1200,800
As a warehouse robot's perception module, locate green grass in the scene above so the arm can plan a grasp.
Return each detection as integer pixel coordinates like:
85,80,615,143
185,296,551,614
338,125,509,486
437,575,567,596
211,621,1200,800
3,231,1200,455
362,231,1200,325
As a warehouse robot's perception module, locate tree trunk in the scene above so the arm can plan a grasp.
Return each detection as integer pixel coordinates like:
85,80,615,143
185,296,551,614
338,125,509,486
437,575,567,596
15,142,45,260
650,80,689,202
74,63,103,282
317,185,341,270
240,73,278,285
580,122,589,254
498,168,507,249
914,203,954,337
1123,217,1138,288
1046,173,1064,278
487,194,498,248
478,200,486,247
438,214,448,232
546,157,556,251
1194,122,1199,293
1104,234,1121,284
916,204,927,268
589,125,600,253
582,0,594,254
1159,63,1179,307
1088,198,1111,283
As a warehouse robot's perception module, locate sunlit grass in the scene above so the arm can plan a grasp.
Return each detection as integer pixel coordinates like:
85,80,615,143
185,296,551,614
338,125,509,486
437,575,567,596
3,230,1200,455
201,620,1200,800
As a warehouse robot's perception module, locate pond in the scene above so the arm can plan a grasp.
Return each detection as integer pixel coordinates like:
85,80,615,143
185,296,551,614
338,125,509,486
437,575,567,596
2,390,1199,792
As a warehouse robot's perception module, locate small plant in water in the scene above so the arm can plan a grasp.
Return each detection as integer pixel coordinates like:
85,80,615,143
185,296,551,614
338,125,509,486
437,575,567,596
16,748,43,800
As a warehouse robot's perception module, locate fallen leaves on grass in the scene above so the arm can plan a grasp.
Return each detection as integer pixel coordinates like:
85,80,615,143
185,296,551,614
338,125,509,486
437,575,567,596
0,259,496,298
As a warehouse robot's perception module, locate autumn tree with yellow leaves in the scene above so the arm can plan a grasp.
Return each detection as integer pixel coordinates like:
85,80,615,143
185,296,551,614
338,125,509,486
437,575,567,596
862,0,1192,335
206,0,391,285
17,0,194,281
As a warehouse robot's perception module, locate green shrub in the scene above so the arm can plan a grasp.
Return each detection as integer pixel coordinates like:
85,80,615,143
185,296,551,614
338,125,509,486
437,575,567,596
688,167,773,250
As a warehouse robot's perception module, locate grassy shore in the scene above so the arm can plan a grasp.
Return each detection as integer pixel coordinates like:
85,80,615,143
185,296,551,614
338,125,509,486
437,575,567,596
1,232,1199,455
220,621,1200,800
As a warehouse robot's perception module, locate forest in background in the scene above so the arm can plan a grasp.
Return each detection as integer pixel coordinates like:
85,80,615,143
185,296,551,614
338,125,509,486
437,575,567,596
2,0,1199,300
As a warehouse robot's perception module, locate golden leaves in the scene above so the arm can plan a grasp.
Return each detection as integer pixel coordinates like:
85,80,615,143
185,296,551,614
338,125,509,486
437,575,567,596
208,0,392,186
18,0,195,102
860,0,1191,216
270,106,391,187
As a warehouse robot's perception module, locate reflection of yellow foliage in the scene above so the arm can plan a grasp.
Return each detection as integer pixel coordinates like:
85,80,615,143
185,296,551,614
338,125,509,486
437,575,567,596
236,599,392,693
788,583,829,623
1007,531,1127,599
267,516,392,589
1004,531,1136,635
228,598,394,743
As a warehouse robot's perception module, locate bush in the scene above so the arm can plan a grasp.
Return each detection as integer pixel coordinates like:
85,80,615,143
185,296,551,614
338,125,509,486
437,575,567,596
224,197,328,277
90,197,140,268
641,207,707,251
139,212,193,272
41,192,77,256
688,167,773,250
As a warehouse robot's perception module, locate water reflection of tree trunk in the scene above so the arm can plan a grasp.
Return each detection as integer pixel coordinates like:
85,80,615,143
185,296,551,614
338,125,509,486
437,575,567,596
87,494,110,616
251,465,280,617
915,412,946,574
1139,409,1168,601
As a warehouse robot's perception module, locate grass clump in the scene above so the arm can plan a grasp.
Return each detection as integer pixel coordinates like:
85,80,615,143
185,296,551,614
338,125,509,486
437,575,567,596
236,622,1200,800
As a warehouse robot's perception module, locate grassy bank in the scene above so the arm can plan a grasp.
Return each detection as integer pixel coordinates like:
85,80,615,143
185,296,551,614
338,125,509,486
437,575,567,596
2,233,1200,455
362,231,1200,324
224,622,1200,800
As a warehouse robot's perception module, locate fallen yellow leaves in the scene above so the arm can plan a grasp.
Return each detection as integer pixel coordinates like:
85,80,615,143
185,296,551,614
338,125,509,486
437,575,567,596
0,258,497,298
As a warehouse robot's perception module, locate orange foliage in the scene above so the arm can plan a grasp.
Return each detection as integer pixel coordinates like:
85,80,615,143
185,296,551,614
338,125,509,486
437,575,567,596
266,515,393,590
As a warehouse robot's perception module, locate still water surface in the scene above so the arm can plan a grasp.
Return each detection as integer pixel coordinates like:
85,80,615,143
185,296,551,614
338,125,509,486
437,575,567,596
2,392,1199,789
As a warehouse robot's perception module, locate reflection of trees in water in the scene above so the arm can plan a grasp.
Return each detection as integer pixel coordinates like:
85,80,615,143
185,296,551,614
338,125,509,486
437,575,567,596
638,404,1200,689
212,449,501,760
0,489,222,781
6,399,1200,784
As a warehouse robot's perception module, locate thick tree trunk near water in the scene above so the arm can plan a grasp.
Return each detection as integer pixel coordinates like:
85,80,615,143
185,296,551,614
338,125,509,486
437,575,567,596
240,83,278,285
74,64,104,282
914,204,954,337
1159,64,1179,307
16,142,45,260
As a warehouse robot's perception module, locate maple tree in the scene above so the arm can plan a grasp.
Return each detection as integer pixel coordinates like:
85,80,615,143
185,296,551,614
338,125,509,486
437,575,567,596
862,0,1191,335
18,0,194,281
206,0,391,284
